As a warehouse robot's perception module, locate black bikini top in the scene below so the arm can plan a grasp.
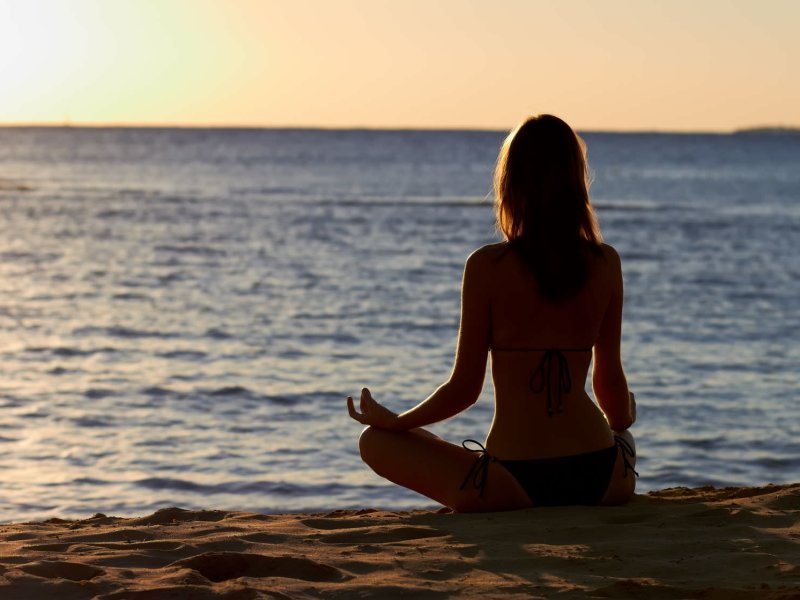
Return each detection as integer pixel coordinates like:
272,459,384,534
490,347,592,417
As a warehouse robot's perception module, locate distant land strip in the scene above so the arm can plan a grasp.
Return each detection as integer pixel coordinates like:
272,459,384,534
733,126,800,135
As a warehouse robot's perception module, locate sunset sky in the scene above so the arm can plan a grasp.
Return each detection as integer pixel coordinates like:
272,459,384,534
1,0,797,131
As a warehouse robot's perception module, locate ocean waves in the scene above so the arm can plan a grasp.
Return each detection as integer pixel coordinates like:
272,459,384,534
0,127,797,521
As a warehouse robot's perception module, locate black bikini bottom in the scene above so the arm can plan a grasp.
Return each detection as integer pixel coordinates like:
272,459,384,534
460,436,637,506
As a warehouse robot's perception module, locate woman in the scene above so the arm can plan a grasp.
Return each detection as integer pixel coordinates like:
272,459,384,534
347,115,637,512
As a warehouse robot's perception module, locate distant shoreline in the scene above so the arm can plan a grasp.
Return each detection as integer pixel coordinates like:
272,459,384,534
733,126,800,135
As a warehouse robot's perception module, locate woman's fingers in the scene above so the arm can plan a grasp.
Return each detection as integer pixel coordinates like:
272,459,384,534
360,387,374,412
347,389,384,427
346,396,364,423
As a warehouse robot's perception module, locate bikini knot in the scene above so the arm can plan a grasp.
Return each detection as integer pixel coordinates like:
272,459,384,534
528,349,572,417
614,436,639,478
459,439,494,497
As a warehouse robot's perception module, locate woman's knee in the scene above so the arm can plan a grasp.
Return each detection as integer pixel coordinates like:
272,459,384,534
358,427,441,481
358,426,375,460
359,426,412,480
358,426,389,468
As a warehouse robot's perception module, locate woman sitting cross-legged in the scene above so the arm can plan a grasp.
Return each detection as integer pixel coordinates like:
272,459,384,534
347,114,638,512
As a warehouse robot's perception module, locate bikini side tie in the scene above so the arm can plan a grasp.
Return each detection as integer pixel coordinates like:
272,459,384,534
614,435,639,478
459,439,494,497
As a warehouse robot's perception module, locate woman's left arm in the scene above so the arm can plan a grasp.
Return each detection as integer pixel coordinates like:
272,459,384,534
348,249,491,430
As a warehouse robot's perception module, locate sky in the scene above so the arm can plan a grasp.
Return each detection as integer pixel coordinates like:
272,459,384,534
0,0,798,131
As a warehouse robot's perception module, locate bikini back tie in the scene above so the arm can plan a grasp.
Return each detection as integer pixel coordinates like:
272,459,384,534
491,347,592,417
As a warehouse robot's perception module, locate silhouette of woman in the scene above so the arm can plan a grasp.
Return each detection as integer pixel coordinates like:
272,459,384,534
348,115,637,512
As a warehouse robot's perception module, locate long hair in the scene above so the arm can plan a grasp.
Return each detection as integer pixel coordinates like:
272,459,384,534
494,115,602,301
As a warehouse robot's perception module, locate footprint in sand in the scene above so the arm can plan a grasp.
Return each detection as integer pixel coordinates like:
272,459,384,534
85,540,186,551
300,517,388,530
65,528,153,543
100,586,294,600
238,532,291,544
22,542,74,552
169,552,347,583
128,507,230,526
18,560,103,581
317,525,448,545
4,533,39,541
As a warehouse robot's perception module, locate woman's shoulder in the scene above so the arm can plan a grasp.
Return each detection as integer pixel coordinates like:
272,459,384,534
463,243,508,282
592,243,623,285
468,242,509,263
597,242,621,265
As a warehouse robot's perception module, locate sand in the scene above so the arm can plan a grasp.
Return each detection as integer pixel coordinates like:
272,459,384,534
0,484,797,599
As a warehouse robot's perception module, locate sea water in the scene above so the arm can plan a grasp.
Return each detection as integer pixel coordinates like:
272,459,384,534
0,127,797,521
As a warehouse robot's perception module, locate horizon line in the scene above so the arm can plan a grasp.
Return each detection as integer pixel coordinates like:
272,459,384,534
1,121,798,135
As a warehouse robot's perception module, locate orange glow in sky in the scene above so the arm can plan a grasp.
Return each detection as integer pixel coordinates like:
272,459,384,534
1,0,798,131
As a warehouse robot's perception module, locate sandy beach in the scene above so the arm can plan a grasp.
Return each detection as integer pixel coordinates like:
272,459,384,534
0,484,797,599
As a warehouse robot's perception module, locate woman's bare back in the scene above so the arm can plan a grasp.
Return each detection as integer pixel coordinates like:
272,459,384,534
471,242,624,459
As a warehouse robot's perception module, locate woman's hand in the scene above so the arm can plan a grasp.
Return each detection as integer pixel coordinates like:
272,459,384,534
629,391,637,426
347,388,401,430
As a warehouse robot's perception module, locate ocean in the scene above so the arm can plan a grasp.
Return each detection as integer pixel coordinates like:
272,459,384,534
0,127,797,522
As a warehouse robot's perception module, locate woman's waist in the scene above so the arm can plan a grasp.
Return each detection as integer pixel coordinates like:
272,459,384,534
485,407,614,460
491,365,591,415
491,386,597,413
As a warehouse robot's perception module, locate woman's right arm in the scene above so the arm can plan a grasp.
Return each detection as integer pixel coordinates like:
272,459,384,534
347,248,490,430
592,245,635,431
